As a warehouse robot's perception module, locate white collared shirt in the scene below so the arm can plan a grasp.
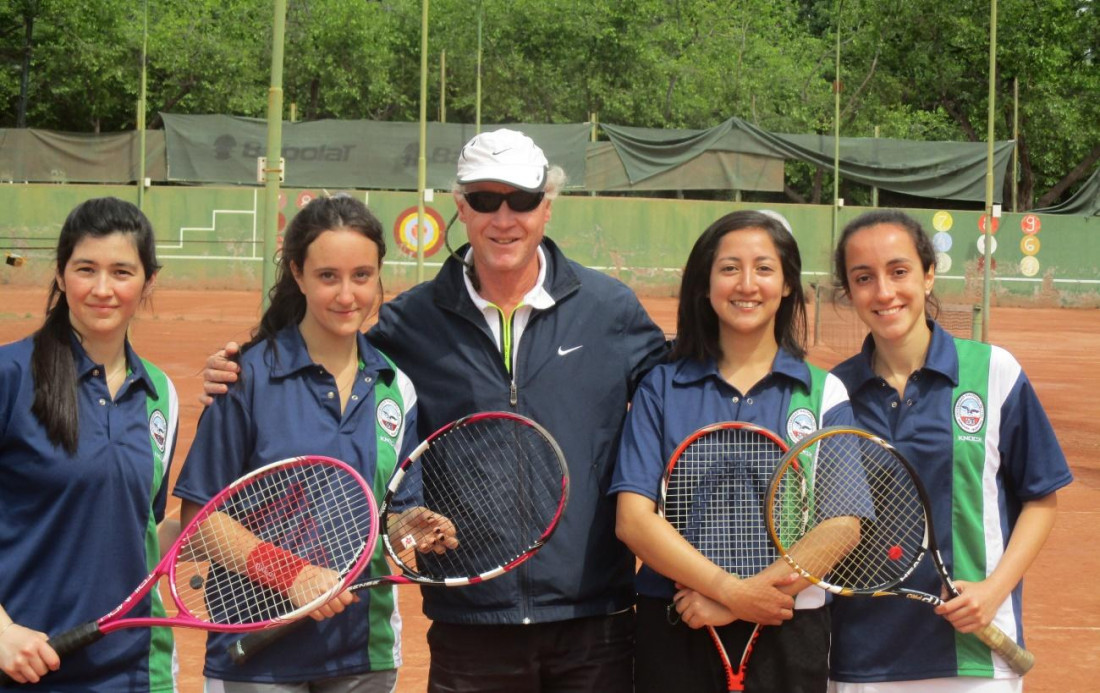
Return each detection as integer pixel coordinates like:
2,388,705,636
462,246,555,371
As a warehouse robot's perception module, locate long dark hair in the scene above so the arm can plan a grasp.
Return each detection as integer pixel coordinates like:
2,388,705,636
32,197,161,454
832,209,940,317
243,195,386,354
671,210,808,363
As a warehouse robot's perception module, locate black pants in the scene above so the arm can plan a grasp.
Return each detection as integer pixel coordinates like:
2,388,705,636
426,611,633,693
634,596,830,693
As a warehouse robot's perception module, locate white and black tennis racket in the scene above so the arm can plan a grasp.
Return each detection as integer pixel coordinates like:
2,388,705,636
659,421,792,693
228,411,570,664
0,455,377,686
765,426,1035,675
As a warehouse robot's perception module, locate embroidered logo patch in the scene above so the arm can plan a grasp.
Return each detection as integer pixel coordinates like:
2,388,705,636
954,391,985,434
786,408,817,442
149,410,167,454
376,398,402,437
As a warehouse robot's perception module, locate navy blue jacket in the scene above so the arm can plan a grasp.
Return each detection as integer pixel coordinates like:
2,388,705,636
370,237,668,624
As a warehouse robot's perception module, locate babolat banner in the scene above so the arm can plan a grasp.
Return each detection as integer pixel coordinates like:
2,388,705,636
161,114,591,190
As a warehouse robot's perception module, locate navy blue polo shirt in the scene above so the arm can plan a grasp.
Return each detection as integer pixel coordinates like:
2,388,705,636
829,321,1073,682
1,335,176,692
173,325,418,683
610,348,853,600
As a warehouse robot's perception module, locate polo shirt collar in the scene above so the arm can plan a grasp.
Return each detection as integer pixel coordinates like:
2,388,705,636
69,331,158,396
463,245,555,311
267,324,392,381
671,347,813,391
850,319,959,390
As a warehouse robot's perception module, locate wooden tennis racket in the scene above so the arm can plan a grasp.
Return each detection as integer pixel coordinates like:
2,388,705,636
765,426,1035,675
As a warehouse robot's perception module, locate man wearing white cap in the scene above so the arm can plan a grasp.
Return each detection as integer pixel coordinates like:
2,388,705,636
203,129,667,692
369,129,667,692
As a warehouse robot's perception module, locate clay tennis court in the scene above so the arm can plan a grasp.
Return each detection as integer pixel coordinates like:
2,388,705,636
0,286,1095,692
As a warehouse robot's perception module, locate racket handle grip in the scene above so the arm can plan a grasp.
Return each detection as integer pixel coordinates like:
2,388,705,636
47,621,105,657
974,624,1035,675
227,619,309,665
0,623,103,687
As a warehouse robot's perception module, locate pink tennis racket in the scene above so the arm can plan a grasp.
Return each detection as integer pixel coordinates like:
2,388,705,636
0,455,377,686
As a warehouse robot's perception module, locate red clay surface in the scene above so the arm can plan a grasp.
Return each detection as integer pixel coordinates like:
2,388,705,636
1,287,1095,693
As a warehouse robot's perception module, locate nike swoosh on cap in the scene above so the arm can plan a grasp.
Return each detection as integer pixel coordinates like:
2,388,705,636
557,345,583,356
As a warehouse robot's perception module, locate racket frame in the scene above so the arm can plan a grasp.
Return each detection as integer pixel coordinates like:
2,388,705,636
764,425,1035,675
376,411,569,588
163,455,378,631
658,420,791,693
86,456,376,635
227,411,570,665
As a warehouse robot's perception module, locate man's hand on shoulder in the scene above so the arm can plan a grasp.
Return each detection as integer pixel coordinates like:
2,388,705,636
199,341,241,406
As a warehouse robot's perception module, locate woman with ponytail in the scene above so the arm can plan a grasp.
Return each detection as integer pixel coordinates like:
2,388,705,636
0,197,178,690
173,194,420,693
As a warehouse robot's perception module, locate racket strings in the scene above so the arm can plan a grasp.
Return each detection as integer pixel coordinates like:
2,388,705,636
175,460,375,625
663,428,786,577
385,418,565,581
773,433,927,591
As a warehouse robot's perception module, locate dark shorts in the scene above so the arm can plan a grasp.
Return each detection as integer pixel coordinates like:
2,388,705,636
634,595,830,693
426,612,633,693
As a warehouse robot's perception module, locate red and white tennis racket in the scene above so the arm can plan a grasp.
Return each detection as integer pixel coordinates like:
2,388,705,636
765,426,1035,675
228,411,570,663
0,455,377,686
659,421,792,693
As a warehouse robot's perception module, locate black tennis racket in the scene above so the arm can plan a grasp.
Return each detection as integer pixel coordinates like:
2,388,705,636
0,455,377,686
765,425,1035,675
228,411,570,664
659,421,792,693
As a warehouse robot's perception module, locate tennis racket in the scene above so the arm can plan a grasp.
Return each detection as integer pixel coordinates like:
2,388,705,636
0,455,377,686
764,425,1035,675
658,421,792,693
228,411,570,664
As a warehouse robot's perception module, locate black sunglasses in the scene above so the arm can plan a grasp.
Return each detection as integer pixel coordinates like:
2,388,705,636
463,190,545,214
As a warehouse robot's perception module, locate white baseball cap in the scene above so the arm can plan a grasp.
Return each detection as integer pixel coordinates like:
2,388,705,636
456,129,549,192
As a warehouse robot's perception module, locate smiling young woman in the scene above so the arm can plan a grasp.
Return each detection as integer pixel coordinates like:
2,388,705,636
0,197,178,690
828,210,1073,693
173,194,419,693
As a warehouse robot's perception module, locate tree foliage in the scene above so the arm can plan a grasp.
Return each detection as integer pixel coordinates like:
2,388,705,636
0,0,1096,207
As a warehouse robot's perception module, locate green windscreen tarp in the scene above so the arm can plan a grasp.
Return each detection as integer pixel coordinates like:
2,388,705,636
161,114,590,190
601,117,1015,203
584,141,784,192
0,116,1026,207
0,129,166,183
1032,165,1100,216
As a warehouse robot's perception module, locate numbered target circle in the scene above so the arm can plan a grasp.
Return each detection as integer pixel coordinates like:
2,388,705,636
296,190,316,208
1021,214,1041,235
1020,235,1040,256
1019,255,1040,277
976,234,998,255
933,232,953,252
935,251,953,274
933,211,954,232
978,214,1000,234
